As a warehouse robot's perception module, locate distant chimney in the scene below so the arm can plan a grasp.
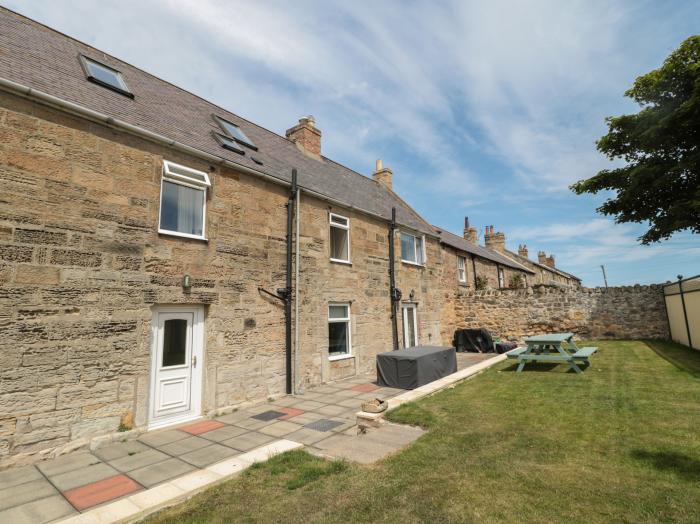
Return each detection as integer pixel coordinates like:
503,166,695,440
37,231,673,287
372,159,394,190
518,244,529,258
463,217,478,244
538,251,547,265
546,255,556,268
286,116,321,158
484,225,506,252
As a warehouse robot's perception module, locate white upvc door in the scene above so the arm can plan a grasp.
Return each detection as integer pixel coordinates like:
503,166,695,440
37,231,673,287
149,306,204,429
402,303,418,348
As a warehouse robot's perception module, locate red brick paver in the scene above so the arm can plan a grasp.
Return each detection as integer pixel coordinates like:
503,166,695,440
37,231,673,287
180,420,226,435
63,474,142,511
351,383,379,393
278,407,305,420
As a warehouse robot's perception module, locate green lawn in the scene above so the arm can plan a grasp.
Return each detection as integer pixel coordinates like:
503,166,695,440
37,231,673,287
145,340,700,523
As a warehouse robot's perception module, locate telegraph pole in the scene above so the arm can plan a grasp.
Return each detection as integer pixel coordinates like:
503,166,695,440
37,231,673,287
600,265,608,289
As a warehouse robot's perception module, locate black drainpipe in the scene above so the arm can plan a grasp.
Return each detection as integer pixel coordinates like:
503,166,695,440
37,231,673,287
283,169,298,394
389,207,400,351
471,254,478,288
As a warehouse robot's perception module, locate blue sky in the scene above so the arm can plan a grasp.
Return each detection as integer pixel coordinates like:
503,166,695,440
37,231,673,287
6,0,699,286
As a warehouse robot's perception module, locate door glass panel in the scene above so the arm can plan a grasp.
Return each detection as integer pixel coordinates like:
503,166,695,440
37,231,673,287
162,319,188,367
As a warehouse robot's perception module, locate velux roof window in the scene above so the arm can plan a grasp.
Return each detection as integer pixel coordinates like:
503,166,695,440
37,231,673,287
213,132,245,155
214,116,257,150
79,55,132,97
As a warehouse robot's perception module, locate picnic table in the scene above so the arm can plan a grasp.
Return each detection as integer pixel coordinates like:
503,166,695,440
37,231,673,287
506,332,597,373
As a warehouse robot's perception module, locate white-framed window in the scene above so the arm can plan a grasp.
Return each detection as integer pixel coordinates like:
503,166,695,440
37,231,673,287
328,303,352,360
457,256,466,283
400,231,425,265
158,160,210,240
402,303,418,348
329,213,350,263
498,267,505,288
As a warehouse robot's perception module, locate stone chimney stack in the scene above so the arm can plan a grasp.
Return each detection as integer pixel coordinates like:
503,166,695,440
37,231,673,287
518,244,529,258
463,217,478,244
372,159,394,190
286,116,322,158
484,225,506,252
546,255,556,268
538,251,547,265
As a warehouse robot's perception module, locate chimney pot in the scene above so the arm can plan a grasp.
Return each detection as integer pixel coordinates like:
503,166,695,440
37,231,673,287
372,159,394,190
463,217,477,243
286,116,322,158
484,226,506,252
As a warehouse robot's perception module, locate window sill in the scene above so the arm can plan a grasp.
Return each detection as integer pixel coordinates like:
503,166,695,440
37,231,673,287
329,354,353,362
330,258,352,266
401,260,426,268
158,229,208,242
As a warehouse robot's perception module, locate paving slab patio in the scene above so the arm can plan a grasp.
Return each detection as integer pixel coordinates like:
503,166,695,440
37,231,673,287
0,351,497,523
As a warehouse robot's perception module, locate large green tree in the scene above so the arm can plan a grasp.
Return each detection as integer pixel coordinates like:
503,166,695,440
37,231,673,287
571,36,700,244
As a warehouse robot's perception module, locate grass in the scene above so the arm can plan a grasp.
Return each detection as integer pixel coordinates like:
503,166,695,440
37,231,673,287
144,340,700,523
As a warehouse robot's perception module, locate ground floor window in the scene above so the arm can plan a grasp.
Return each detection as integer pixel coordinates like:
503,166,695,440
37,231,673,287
457,256,466,283
498,267,505,288
402,303,418,348
328,303,351,359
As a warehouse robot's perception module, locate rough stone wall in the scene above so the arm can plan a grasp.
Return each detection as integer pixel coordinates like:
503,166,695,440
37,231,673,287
295,196,444,388
446,284,669,342
0,91,447,466
0,93,289,467
440,246,527,342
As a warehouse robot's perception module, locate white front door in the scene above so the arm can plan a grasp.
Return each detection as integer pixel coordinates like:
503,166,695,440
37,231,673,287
149,306,204,429
402,304,418,348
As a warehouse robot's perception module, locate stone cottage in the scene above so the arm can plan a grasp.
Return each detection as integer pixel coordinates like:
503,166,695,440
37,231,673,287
481,225,581,288
0,8,580,466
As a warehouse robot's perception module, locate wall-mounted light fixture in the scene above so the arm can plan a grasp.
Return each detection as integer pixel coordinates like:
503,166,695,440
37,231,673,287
183,274,192,289
409,289,415,301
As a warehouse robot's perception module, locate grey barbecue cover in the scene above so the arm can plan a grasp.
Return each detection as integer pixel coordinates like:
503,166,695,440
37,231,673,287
376,346,457,389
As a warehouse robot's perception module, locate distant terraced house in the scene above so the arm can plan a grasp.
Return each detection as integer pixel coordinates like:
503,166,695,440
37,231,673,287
0,7,581,467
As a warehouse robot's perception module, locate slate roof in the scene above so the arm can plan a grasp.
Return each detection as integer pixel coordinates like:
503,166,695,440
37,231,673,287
502,250,582,282
0,8,433,235
435,228,535,274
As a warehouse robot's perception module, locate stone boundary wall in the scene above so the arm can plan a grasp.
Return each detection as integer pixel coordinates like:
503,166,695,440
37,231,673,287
449,284,669,342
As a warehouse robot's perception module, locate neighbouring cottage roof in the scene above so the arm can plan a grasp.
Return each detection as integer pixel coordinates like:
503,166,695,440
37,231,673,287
435,228,535,274
505,250,582,282
0,8,434,235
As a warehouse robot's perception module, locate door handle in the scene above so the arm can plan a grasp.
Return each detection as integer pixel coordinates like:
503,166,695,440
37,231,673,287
192,355,197,367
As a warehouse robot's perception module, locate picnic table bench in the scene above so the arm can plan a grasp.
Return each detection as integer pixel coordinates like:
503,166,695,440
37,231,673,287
506,333,597,373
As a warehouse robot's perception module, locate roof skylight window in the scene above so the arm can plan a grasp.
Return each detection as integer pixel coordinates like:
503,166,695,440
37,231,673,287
214,116,257,150
213,132,245,155
79,55,132,97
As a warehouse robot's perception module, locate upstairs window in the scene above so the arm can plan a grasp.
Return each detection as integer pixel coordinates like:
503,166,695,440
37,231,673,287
457,256,466,283
159,160,210,240
214,116,257,150
329,213,350,263
401,232,425,265
79,55,132,97
328,303,351,359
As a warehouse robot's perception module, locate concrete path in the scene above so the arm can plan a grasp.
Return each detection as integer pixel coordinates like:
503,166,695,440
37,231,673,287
0,352,495,523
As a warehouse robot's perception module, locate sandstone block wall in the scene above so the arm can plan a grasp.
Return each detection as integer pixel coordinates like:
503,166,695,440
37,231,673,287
0,93,290,467
446,284,669,342
295,196,444,389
